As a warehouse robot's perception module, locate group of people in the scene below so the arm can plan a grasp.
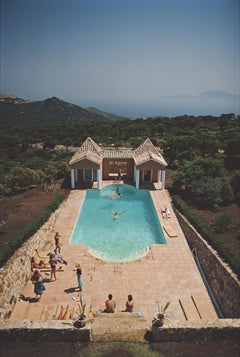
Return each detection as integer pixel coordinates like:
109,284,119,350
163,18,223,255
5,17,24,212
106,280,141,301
102,293,134,313
107,188,126,219
30,231,71,301
29,231,135,317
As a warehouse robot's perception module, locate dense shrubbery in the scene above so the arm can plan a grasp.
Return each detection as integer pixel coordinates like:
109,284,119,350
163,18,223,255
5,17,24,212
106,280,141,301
171,155,238,210
0,192,66,267
172,195,240,279
0,148,71,195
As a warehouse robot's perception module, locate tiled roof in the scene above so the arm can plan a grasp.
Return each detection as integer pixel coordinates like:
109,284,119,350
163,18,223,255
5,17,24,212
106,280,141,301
102,149,134,159
69,137,102,164
134,139,167,166
70,137,167,167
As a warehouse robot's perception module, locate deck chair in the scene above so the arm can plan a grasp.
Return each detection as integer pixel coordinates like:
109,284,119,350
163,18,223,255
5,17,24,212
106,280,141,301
163,224,178,238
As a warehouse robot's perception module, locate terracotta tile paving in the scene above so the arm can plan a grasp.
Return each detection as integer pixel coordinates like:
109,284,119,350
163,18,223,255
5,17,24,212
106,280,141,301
10,187,218,325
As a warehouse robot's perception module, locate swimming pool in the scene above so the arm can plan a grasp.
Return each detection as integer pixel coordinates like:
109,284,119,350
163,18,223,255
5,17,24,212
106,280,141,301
70,184,166,262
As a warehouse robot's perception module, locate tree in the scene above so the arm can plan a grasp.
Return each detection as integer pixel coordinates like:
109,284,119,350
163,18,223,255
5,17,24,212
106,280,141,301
230,170,240,203
192,177,222,210
172,156,225,192
5,167,44,194
220,180,235,204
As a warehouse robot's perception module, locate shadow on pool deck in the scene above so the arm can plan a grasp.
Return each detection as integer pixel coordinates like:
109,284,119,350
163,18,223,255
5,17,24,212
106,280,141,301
9,188,218,324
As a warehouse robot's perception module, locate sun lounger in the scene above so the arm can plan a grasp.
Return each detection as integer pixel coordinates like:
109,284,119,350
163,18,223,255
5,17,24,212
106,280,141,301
41,267,64,273
57,304,72,320
191,294,217,320
33,248,50,265
179,297,201,320
163,224,178,238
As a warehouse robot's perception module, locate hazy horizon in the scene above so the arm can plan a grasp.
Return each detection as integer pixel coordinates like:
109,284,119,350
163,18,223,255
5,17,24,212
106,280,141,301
1,0,239,117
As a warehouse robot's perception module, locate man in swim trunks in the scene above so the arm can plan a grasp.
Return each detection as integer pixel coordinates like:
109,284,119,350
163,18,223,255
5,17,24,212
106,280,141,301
110,209,125,219
103,294,116,313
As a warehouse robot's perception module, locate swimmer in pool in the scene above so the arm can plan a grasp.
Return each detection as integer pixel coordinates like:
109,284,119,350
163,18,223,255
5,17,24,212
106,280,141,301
107,192,121,200
110,209,125,219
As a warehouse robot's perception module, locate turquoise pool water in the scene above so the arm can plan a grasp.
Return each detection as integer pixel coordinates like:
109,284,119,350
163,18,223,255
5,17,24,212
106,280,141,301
70,184,166,262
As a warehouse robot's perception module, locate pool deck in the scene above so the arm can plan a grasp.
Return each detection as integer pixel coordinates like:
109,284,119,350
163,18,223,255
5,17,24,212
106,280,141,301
10,187,218,325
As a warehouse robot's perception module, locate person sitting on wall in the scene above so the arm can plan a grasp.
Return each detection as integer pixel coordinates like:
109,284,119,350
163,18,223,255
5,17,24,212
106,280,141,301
122,294,134,312
102,294,116,313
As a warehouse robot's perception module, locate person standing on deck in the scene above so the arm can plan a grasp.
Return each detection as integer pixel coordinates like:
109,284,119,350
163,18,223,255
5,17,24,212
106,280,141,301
75,263,83,291
54,231,61,253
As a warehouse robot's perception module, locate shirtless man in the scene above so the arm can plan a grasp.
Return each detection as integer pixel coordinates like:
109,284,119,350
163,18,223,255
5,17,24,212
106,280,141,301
122,294,134,312
103,294,116,313
108,192,121,200
110,209,125,219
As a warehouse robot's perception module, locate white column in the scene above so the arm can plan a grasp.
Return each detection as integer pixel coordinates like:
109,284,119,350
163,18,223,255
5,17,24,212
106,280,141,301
161,170,166,190
71,169,75,189
97,168,101,188
157,170,161,183
135,169,140,189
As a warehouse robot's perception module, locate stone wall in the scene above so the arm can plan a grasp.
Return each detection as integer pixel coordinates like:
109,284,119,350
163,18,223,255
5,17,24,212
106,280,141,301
0,317,239,343
175,210,240,318
0,208,60,319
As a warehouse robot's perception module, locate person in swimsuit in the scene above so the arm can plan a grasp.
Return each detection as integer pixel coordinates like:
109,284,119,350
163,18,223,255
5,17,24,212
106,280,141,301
30,256,46,271
110,209,125,219
75,263,83,291
30,268,45,300
108,192,121,200
122,294,134,312
54,232,61,253
103,294,116,313
49,253,57,281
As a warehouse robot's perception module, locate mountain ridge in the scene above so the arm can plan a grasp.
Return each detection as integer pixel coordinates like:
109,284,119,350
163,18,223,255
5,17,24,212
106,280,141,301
1,90,239,128
0,95,128,128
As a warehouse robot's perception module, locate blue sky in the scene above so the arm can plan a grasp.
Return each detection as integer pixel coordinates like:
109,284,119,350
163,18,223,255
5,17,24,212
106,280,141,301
1,0,239,117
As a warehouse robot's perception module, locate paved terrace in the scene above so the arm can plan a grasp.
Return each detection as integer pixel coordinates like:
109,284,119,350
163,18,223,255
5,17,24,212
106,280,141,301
10,186,217,325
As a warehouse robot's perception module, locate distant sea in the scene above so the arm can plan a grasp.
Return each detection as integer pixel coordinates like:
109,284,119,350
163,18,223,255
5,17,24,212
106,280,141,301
95,91,240,118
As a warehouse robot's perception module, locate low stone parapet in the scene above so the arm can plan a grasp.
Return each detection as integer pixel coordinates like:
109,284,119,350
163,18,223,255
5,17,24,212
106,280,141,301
0,317,239,343
150,318,240,342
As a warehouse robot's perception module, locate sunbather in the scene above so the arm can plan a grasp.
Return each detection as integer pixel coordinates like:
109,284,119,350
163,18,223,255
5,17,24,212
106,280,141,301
31,256,46,271
162,206,171,219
